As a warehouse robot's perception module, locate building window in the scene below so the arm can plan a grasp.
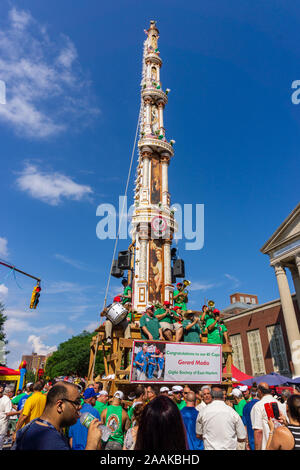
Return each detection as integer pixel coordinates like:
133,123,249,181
267,324,290,376
246,297,250,303
247,329,266,376
240,296,244,303
232,297,236,304
230,333,245,373
251,298,256,304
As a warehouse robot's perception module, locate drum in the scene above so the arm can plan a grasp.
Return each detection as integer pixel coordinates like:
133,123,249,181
106,302,128,326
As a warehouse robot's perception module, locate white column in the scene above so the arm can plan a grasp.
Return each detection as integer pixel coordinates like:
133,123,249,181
142,156,150,188
274,263,300,376
156,65,160,83
144,98,152,134
139,224,148,282
291,265,300,312
164,239,173,303
296,253,300,278
158,103,164,129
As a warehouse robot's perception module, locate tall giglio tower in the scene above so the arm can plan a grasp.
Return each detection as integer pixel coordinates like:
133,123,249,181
131,21,177,312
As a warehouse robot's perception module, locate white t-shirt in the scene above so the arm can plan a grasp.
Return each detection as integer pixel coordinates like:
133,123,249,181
196,401,207,412
196,400,246,450
250,394,287,450
0,395,12,436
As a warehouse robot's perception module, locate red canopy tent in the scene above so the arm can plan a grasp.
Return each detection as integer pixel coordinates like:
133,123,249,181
223,364,253,383
0,366,20,376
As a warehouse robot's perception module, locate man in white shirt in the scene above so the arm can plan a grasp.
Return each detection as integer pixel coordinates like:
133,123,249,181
196,386,246,450
251,382,286,450
0,386,13,450
196,385,212,412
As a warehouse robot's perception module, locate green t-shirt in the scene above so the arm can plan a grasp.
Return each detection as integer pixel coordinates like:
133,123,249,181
182,319,201,343
176,400,186,410
234,398,247,417
173,290,187,311
12,393,26,406
94,400,108,416
206,317,222,344
154,308,175,324
122,286,132,305
140,314,161,340
105,404,124,444
219,324,228,344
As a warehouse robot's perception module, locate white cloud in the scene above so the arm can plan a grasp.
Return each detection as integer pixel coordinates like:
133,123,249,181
27,335,57,355
54,254,89,270
189,282,217,291
16,164,93,205
0,237,8,257
0,7,99,138
225,273,240,288
84,321,98,332
0,284,8,297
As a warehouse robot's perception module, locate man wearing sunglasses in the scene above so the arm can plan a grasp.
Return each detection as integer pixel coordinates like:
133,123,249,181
13,382,102,450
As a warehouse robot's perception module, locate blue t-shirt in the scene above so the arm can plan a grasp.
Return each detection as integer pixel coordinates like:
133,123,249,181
180,407,204,451
157,357,164,369
134,350,148,373
15,419,70,450
69,403,100,450
17,393,30,411
242,399,259,451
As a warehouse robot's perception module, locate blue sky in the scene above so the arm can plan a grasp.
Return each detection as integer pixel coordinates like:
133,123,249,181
0,1,299,368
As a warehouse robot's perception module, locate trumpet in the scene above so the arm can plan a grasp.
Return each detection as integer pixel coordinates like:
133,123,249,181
208,300,215,310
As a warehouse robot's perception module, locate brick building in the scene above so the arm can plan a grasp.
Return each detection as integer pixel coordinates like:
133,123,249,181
21,353,47,372
224,294,300,378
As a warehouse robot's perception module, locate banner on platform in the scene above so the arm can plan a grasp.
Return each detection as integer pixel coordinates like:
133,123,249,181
130,340,222,384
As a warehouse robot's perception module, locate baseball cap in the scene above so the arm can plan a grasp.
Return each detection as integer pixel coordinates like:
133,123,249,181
172,385,183,393
146,304,154,310
173,306,180,310
231,388,243,398
113,296,122,302
160,386,170,393
83,388,97,399
97,390,108,397
163,301,170,306
213,309,220,314
176,282,183,286
238,385,248,392
114,391,124,400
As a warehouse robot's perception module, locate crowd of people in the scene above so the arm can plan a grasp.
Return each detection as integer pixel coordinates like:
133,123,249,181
1,377,299,451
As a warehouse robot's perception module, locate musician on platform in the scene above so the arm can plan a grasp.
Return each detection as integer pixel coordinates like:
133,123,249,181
140,305,164,342
154,301,183,342
101,298,133,344
182,310,202,343
121,279,132,305
173,282,188,311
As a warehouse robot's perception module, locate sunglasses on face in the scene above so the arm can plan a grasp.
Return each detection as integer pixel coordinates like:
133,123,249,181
60,398,82,408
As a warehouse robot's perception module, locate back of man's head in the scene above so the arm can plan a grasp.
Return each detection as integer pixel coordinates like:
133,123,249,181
258,382,271,396
185,391,196,405
33,381,44,392
135,385,145,399
45,381,78,408
211,386,224,400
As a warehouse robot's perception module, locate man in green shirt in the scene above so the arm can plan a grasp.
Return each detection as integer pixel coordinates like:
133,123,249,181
121,279,132,305
231,388,247,417
173,283,188,311
94,390,108,415
154,301,183,341
182,311,202,343
101,391,130,450
205,311,223,344
140,305,164,341
172,385,186,410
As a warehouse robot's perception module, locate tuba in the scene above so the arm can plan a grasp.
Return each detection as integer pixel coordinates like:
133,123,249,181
183,280,191,288
177,280,191,303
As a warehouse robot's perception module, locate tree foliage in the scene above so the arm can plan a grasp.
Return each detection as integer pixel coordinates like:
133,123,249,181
45,331,104,379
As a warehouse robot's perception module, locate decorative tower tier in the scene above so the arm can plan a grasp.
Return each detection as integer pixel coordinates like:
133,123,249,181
132,21,177,312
